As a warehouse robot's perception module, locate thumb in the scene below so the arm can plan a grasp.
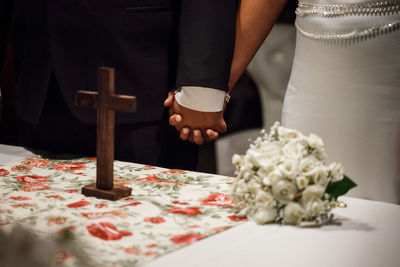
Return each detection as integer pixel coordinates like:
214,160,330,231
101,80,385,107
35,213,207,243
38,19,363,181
217,119,227,134
164,91,175,107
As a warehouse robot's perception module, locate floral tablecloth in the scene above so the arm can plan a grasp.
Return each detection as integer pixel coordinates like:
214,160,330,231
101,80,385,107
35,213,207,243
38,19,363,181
0,157,246,266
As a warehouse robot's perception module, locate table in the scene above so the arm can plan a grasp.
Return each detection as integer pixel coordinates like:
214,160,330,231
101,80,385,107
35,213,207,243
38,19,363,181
1,144,399,267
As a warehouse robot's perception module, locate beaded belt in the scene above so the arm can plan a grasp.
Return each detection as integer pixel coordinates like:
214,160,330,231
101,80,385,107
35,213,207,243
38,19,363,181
296,1,400,17
295,1,400,41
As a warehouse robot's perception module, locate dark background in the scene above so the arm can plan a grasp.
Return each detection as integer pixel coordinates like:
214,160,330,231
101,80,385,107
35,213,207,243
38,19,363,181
0,1,298,172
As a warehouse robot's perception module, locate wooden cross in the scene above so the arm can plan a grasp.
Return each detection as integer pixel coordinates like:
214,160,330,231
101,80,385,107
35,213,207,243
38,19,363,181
75,67,136,200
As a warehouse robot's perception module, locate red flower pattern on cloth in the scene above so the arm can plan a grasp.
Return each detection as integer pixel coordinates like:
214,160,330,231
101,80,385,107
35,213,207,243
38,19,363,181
167,207,202,216
0,169,10,176
16,175,48,184
227,215,248,222
0,157,243,266
200,193,234,207
80,210,127,220
144,217,165,224
119,202,142,208
170,233,207,245
135,175,159,182
144,165,156,169
46,195,62,199
143,251,157,256
19,184,51,192
172,200,189,205
66,190,79,193
51,162,85,171
9,196,31,201
87,222,132,241
114,177,131,186
47,216,68,226
10,203,37,208
11,164,33,172
209,226,232,234
162,169,185,175
135,175,185,187
124,247,140,255
67,199,90,208
21,158,50,167
56,251,71,263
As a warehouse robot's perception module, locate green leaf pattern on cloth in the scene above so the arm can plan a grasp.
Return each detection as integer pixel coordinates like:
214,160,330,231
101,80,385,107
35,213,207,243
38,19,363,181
0,157,245,266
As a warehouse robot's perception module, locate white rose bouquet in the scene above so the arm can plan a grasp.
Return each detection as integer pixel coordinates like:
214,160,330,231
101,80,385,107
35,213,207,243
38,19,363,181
231,122,356,227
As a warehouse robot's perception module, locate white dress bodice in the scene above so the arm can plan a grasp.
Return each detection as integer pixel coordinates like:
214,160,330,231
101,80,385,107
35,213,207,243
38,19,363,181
282,0,400,203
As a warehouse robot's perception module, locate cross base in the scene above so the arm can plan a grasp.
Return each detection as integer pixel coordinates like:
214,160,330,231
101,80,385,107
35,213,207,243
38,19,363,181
82,183,132,201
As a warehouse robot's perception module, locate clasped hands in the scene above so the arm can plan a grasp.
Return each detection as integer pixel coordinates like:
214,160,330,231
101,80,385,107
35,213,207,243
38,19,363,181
164,91,227,145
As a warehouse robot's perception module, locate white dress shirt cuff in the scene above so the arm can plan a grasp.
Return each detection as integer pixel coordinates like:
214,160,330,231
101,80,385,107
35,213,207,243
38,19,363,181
174,86,226,112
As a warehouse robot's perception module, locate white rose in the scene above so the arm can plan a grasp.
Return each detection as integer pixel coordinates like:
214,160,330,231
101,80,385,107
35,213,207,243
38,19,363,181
303,199,325,217
232,154,242,165
241,161,253,173
296,176,309,190
233,179,248,197
302,184,325,202
264,169,283,186
246,149,260,167
283,202,305,225
272,179,297,204
282,140,305,161
279,159,299,179
251,204,278,224
256,166,273,182
307,133,324,149
328,162,344,182
255,191,274,204
248,180,262,196
247,142,282,165
251,136,264,147
299,156,320,176
258,142,282,165
278,127,302,142
243,171,252,180
310,166,329,186
246,150,270,170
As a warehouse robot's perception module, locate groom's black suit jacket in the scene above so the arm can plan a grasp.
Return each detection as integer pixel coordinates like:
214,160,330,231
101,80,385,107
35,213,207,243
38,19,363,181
1,0,238,125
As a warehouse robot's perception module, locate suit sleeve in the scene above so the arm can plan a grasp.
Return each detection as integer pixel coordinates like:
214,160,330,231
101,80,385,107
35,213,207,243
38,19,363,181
175,0,239,92
0,0,12,70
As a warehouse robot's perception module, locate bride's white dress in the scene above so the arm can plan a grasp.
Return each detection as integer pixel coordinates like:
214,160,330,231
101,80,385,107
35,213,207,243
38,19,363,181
282,0,400,203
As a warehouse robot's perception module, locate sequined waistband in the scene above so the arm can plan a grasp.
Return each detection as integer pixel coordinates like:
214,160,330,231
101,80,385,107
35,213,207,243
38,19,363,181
295,1,400,41
295,19,400,41
296,1,400,17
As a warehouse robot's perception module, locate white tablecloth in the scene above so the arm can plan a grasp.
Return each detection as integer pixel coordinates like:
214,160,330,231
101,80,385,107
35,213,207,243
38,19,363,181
1,144,399,267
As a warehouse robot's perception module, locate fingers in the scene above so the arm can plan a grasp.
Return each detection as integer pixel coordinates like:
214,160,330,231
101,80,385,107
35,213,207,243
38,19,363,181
206,129,219,140
164,91,175,107
169,114,182,126
193,129,204,145
179,127,190,141
178,128,218,144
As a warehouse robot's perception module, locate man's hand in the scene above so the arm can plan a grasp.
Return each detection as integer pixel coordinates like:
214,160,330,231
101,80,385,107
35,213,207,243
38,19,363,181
164,91,226,145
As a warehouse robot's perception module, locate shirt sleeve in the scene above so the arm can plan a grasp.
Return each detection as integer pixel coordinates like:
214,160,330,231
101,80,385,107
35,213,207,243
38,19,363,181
175,86,227,112
175,0,238,94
